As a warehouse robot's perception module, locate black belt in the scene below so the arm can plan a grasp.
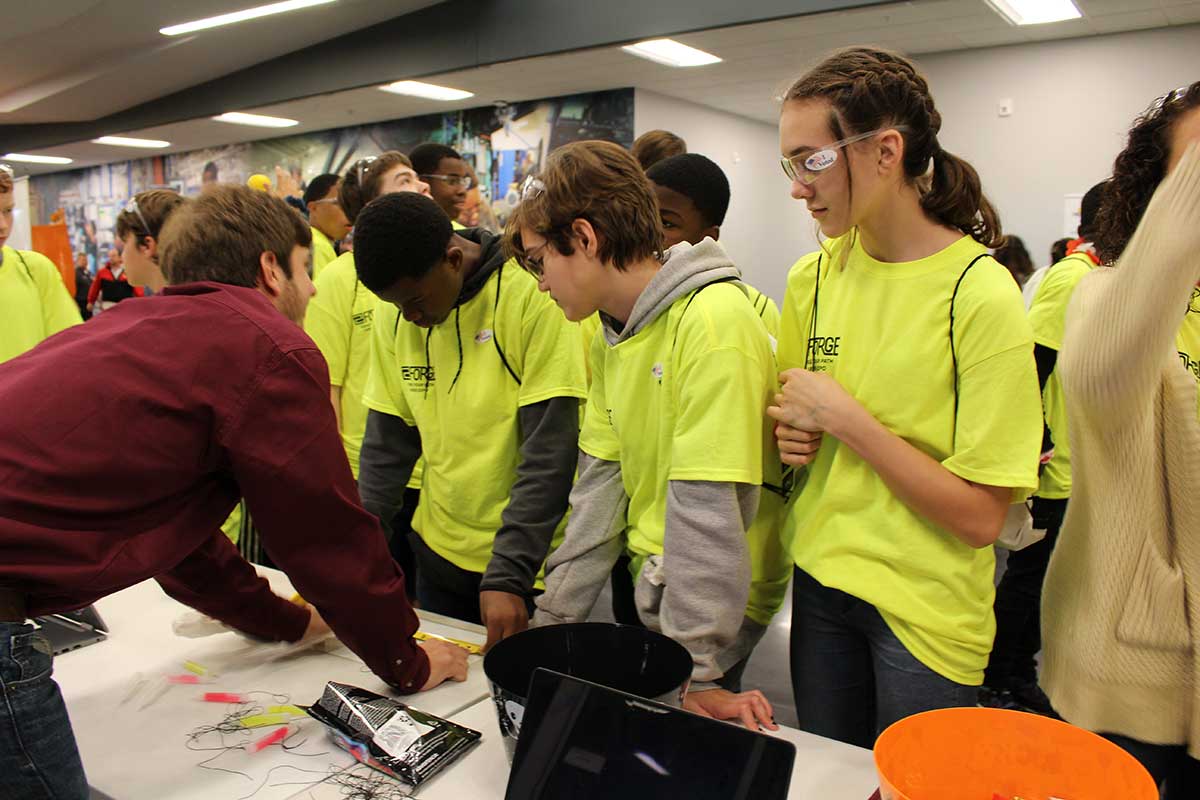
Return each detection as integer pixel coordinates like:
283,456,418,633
0,588,27,623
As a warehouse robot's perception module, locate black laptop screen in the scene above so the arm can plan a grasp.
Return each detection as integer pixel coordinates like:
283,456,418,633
506,669,795,800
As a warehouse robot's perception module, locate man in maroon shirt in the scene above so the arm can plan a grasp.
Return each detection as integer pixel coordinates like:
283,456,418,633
0,185,467,799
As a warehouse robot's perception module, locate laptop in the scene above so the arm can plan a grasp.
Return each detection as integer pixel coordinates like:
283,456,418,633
33,606,108,655
505,668,796,800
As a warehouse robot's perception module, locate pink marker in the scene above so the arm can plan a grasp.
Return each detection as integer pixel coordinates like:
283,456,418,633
203,692,247,704
245,725,290,753
166,674,212,685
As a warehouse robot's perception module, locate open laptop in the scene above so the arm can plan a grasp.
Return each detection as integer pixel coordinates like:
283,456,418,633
506,668,796,800
33,606,108,655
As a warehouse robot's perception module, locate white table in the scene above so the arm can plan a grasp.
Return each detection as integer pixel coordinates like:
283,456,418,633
55,572,488,800
57,573,879,799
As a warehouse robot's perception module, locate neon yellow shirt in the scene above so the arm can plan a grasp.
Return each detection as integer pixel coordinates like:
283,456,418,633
742,282,781,339
1028,252,1096,499
310,228,338,279
579,282,790,626
777,234,1041,685
0,246,82,364
579,312,602,382
1177,296,1200,419
363,260,587,574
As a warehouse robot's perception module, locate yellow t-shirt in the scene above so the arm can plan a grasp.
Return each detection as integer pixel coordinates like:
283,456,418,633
579,312,602,382
579,282,791,626
777,234,1041,685
1177,296,1200,419
742,282,781,339
363,260,588,574
305,253,423,487
0,246,82,364
310,228,338,279
1027,252,1097,499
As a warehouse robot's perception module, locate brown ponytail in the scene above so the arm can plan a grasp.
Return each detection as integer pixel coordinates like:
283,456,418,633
784,47,1003,248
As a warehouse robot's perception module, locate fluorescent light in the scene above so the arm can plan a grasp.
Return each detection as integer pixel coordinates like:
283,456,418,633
379,80,475,101
984,0,1081,25
160,0,337,36
92,136,171,149
3,153,73,165
621,39,721,68
213,111,299,128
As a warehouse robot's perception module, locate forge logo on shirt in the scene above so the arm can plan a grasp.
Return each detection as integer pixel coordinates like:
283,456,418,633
352,308,374,330
1180,350,1200,381
807,335,841,372
400,365,435,386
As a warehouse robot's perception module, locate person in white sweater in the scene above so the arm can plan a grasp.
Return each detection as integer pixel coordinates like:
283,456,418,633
1041,81,1200,795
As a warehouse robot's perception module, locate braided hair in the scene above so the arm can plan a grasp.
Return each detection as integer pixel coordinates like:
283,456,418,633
784,47,1003,248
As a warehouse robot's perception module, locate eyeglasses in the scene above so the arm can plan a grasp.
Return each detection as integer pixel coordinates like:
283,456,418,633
353,156,377,185
779,127,905,185
309,197,340,206
520,175,545,201
420,173,475,189
123,197,152,236
1151,85,1191,113
517,241,550,279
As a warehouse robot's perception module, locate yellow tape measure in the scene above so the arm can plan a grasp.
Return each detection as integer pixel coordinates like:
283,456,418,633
413,631,482,655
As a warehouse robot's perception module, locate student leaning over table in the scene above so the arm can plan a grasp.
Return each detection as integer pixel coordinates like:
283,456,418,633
0,185,467,800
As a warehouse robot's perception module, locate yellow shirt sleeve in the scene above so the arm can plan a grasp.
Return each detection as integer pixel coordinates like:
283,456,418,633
363,300,416,425
304,257,354,387
668,289,770,484
942,263,1042,499
1028,255,1093,352
776,251,823,372
29,251,83,335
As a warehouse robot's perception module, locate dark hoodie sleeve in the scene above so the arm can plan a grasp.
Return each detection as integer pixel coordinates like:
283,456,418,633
358,409,421,542
481,396,580,595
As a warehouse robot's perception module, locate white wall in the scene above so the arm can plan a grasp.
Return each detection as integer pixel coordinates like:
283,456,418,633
635,90,817,304
9,177,33,251
916,24,1200,265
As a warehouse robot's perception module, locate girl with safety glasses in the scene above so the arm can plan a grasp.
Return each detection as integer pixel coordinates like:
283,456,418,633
769,47,1043,746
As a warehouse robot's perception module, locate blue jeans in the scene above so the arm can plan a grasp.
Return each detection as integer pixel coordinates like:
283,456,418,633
0,622,88,799
789,568,976,749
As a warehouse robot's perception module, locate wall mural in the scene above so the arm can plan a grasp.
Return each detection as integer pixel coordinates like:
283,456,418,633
30,88,634,272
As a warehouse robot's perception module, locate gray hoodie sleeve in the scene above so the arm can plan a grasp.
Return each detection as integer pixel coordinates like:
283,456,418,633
533,452,629,624
655,480,756,685
357,409,421,542
481,396,581,596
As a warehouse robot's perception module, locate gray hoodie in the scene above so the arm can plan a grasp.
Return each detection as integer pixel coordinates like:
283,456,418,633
533,239,767,688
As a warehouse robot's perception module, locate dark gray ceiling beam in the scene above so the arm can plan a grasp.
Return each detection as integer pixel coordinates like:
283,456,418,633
0,0,889,153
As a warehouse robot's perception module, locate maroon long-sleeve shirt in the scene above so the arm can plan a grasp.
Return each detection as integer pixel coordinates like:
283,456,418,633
0,282,429,691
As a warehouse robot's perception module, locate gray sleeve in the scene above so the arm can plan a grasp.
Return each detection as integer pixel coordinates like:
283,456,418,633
481,396,581,596
659,480,757,684
533,452,628,625
357,409,421,542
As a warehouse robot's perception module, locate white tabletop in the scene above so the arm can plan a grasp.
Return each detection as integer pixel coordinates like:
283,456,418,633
56,572,879,800
55,572,488,800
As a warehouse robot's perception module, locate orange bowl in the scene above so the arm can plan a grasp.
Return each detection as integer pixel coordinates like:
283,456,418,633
874,707,1156,800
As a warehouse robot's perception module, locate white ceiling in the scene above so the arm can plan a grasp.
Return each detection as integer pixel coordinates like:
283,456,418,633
0,0,440,122
9,0,1200,176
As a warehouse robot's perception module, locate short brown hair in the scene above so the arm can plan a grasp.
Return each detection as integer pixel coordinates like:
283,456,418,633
115,189,187,241
505,140,662,272
631,130,687,171
338,151,413,222
0,168,12,194
159,184,311,287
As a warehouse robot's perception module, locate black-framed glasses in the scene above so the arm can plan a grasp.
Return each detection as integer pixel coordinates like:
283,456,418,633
419,173,475,189
123,197,152,236
517,240,550,279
